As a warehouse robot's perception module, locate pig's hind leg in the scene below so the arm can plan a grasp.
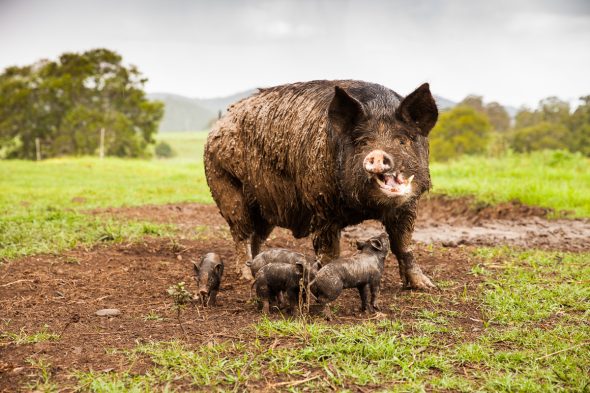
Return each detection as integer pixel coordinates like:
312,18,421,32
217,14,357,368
206,167,256,280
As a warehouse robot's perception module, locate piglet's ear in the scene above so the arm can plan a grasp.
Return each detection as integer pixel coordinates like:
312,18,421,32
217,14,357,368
369,238,383,251
396,83,438,136
329,86,366,136
295,262,305,275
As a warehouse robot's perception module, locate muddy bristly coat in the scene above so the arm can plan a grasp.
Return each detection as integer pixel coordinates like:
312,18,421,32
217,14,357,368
204,80,438,289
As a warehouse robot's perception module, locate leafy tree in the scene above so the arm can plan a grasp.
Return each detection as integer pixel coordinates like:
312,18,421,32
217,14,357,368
0,49,163,159
568,96,590,155
511,122,570,153
485,102,510,132
460,95,510,132
430,106,492,161
459,95,484,113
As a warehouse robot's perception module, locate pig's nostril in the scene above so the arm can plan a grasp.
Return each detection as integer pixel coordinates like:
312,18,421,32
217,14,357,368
382,156,392,169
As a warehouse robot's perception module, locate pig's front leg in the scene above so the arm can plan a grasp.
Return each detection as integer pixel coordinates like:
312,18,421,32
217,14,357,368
384,205,436,290
312,226,341,266
208,289,219,307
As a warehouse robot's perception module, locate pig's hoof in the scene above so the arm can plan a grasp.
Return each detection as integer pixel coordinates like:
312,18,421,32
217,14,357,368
404,269,436,290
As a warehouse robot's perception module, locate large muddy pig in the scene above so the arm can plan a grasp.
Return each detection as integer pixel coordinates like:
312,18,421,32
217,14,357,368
204,80,438,289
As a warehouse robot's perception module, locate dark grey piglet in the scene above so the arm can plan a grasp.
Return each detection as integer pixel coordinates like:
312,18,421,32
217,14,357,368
247,248,316,277
193,253,224,307
311,233,389,320
254,258,318,315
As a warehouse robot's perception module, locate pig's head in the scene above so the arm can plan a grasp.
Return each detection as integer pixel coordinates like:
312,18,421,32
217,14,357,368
193,253,223,306
355,232,390,261
295,259,321,285
328,83,438,208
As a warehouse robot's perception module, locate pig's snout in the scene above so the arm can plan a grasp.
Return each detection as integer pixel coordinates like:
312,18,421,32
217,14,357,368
363,150,393,174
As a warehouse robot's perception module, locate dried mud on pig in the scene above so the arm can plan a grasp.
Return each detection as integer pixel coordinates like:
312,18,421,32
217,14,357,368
205,80,439,290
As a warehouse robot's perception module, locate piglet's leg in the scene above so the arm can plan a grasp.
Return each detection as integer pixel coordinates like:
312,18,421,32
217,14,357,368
370,282,380,312
385,205,436,290
358,284,371,312
208,289,218,307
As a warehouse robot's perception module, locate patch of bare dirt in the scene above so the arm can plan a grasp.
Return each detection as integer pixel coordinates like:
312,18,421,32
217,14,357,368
2,196,588,390
1,229,481,391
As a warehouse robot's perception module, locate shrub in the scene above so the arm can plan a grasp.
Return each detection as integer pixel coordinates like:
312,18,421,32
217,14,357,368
430,106,492,161
154,141,175,158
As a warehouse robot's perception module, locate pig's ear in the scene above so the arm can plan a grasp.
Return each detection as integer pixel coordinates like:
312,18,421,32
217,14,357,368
193,262,200,275
329,86,366,136
396,83,438,136
214,263,223,275
295,261,305,275
369,238,383,251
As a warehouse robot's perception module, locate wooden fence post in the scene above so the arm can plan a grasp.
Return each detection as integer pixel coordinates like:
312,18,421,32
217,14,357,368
99,128,105,159
35,138,41,161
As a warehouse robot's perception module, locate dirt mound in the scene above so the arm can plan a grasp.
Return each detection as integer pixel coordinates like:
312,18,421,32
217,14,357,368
417,194,552,224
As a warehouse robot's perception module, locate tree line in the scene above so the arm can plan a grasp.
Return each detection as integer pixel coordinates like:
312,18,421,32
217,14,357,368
0,49,163,159
430,94,590,161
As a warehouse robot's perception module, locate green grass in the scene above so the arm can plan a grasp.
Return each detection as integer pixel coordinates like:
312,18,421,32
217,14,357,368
431,150,590,217
72,248,590,391
1,326,60,345
0,157,210,260
1,145,589,261
155,131,208,162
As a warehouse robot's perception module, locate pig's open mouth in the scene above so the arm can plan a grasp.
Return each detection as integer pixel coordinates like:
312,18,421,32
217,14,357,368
373,172,414,197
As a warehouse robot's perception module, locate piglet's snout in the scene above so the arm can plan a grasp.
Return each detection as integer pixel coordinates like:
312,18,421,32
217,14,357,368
363,150,393,174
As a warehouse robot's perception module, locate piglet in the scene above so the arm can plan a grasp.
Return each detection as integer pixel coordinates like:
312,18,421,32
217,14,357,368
193,252,224,307
311,233,389,320
254,257,318,315
247,248,316,277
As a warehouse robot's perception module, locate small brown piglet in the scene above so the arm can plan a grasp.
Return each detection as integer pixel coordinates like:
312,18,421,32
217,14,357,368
254,257,318,315
311,233,389,320
193,253,224,307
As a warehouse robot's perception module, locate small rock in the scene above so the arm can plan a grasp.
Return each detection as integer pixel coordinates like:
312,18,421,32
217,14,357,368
95,308,121,317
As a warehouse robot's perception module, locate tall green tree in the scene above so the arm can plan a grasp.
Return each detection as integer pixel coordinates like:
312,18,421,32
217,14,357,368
430,106,492,161
0,49,163,159
568,96,590,156
460,95,510,132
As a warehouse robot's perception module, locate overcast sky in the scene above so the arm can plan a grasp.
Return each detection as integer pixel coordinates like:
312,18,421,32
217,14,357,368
1,0,589,108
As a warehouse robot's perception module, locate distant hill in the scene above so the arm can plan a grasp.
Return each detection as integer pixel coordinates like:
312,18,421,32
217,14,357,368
148,93,215,132
149,90,512,133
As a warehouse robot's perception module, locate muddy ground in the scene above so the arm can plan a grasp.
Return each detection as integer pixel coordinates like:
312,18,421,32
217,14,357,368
1,196,589,391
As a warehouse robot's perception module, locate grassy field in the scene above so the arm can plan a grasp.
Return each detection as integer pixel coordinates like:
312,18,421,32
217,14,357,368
1,133,589,260
16,248,590,391
1,133,590,391
431,150,590,217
